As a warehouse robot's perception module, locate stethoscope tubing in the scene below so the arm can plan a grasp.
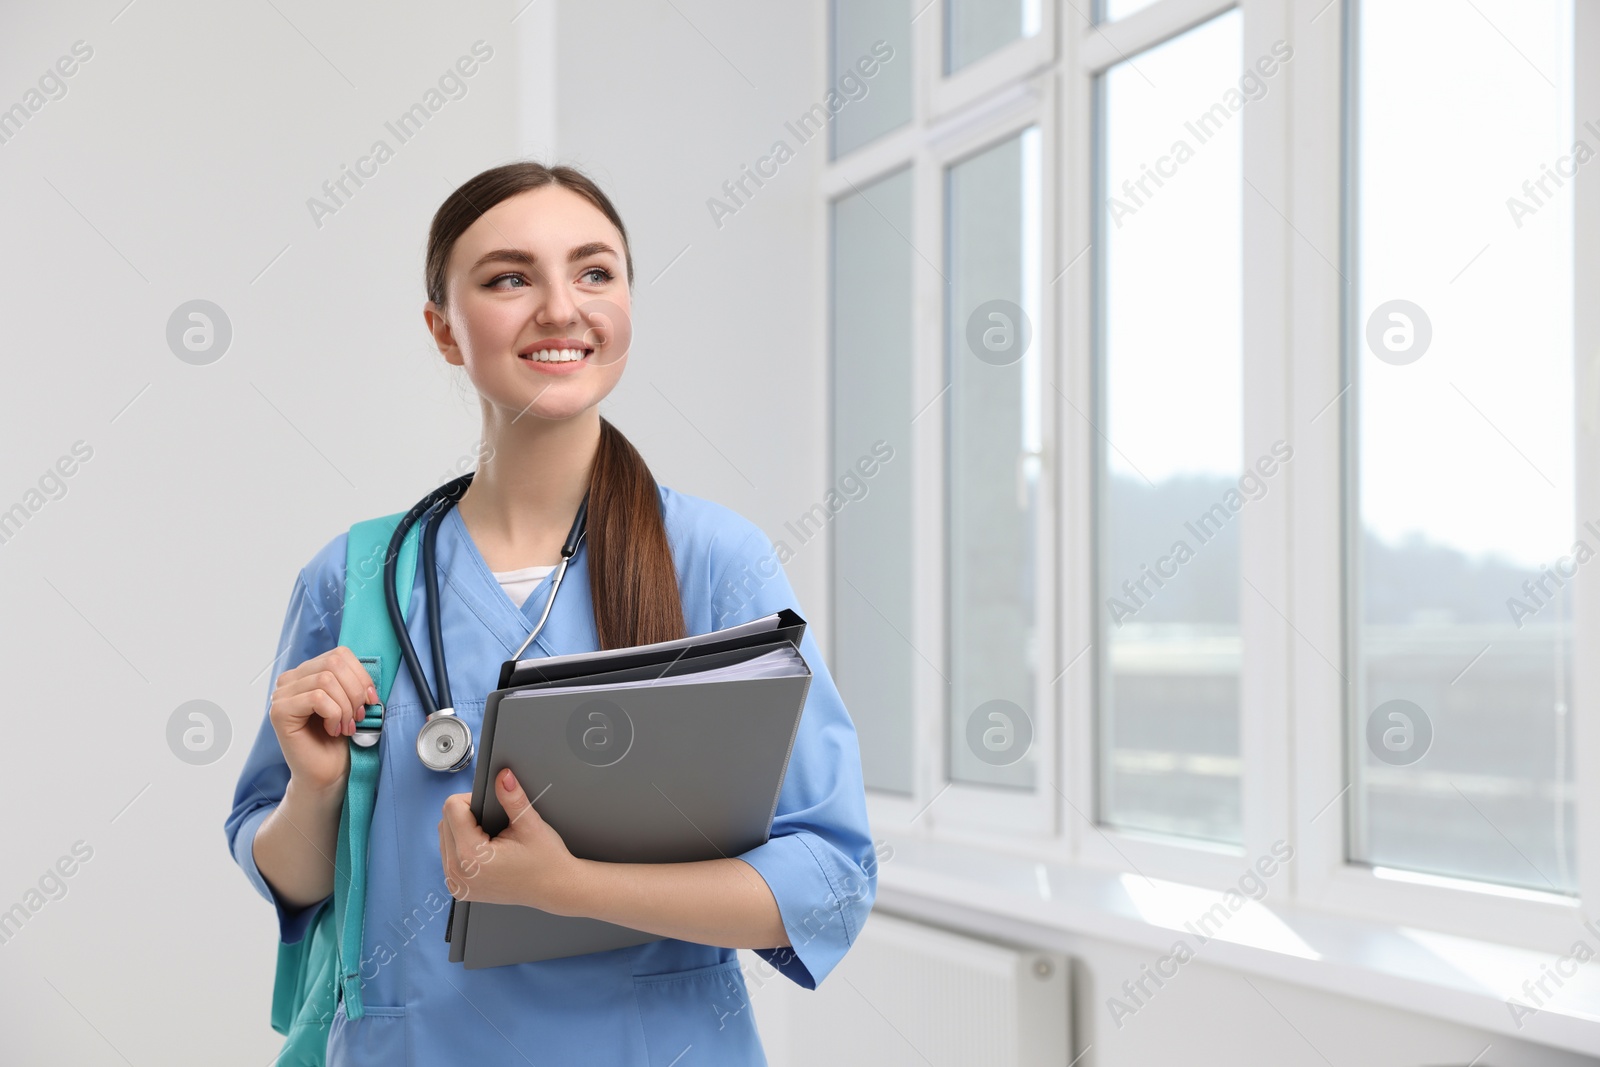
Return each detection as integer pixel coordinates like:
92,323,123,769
421,494,454,714
511,494,588,662
383,469,589,771
384,472,474,720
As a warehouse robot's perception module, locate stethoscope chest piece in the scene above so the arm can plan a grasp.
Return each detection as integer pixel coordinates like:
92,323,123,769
417,709,474,773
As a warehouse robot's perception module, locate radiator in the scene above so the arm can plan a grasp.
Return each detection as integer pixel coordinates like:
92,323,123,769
745,911,1071,1066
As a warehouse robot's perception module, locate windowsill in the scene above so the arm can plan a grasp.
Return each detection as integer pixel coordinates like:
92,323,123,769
874,833,1600,1057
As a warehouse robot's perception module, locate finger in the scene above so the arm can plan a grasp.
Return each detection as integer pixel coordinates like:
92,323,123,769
283,653,359,711
438,803,455,852
438,815,456,879
327,647,379,715
284,669,354,732
444,800,492,888
319,669,355,736
439,804,475,859
320,669,356,736
287,651,373,737
290,687,345,738
319,651,373,735
496,768,538,830
443,794,489,849
328,657,373,737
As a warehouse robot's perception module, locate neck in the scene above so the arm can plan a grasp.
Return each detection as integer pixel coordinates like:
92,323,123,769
456,406,601,565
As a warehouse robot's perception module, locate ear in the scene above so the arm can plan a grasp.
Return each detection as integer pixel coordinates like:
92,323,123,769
423,301,464,366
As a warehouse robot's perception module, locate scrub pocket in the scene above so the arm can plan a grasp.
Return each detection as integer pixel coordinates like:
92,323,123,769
326,1001,406,1066
632,958,767,1066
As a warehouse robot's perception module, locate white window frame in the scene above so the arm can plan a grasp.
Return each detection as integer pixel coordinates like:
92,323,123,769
832,0,1600,955
926,0,1056,119
828,1,1063,841
930,96,1059,840
1288,0,1600,951
1068,0,1287,893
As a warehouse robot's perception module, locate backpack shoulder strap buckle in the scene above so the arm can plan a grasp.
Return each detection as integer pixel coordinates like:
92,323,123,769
352,653,385,748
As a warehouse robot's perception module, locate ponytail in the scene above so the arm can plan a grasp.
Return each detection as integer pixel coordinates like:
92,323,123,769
586,416,686,648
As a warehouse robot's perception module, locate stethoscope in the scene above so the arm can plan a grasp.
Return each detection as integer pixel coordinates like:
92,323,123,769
381,471,589,772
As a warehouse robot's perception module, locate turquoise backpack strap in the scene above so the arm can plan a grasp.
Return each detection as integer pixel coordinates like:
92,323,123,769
334,511,417,1019
269,511,417,1063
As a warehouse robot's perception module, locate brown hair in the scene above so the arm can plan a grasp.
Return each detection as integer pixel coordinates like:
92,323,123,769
424,161,685,649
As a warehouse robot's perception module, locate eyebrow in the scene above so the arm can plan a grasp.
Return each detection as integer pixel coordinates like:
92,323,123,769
471,242,619,272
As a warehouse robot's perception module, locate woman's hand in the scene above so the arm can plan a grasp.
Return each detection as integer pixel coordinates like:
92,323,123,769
438,768,584,912
268,647,377,796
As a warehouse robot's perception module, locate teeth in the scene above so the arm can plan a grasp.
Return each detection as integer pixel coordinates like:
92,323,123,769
524,348,588,363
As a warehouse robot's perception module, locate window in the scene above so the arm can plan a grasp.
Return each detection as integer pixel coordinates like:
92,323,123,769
947,0,1041,74
827,0,1056,827
1095,8,1244,844
831,168,917,795
946,127,1044,789
1098,0,1161,24
1345,0,1578,894
831,0,913,158
826,0,1600,953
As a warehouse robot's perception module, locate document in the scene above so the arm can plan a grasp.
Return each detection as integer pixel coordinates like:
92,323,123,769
446,610,812,968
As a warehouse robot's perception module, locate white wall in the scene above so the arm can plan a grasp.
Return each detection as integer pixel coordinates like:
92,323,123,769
0,1,535,1062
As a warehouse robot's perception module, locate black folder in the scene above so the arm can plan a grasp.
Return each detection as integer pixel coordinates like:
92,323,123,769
445,609,811,968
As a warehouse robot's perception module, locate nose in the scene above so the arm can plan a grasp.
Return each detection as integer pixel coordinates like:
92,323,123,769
535,272,580,328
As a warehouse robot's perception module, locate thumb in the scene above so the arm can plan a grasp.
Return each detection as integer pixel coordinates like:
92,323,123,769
497,767,538,828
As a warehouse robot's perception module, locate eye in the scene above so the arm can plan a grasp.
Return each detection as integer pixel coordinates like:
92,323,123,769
581,267,613,284
486,272,528,289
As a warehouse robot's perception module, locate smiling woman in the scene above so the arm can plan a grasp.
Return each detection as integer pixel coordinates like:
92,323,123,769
225,160,878,1066
419,173,664,608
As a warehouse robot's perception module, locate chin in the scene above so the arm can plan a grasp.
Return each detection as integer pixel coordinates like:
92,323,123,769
503,393,601,421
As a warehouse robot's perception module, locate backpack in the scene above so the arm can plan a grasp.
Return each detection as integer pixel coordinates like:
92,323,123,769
267,512,419,1065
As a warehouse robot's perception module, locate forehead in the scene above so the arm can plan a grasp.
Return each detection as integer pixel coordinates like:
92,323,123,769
452,185,624,263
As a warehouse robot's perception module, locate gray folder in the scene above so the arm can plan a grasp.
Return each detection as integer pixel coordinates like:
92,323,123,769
445,610,812,968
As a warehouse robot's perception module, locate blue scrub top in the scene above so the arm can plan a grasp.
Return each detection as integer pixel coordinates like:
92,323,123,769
224,484,879,1066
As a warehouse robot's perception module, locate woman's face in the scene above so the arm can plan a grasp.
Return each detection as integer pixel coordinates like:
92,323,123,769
427,185,632,423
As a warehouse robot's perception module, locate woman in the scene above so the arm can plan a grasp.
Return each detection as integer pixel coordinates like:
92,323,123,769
224,161,878,1065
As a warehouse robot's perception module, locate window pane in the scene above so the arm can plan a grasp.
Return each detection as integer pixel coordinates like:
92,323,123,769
947,126,1043,787
833,169,917,795
1096,10,1243,843
1100,0,1159,23
832,0,912,158
947,0,1041,74
1348,0,1576,894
